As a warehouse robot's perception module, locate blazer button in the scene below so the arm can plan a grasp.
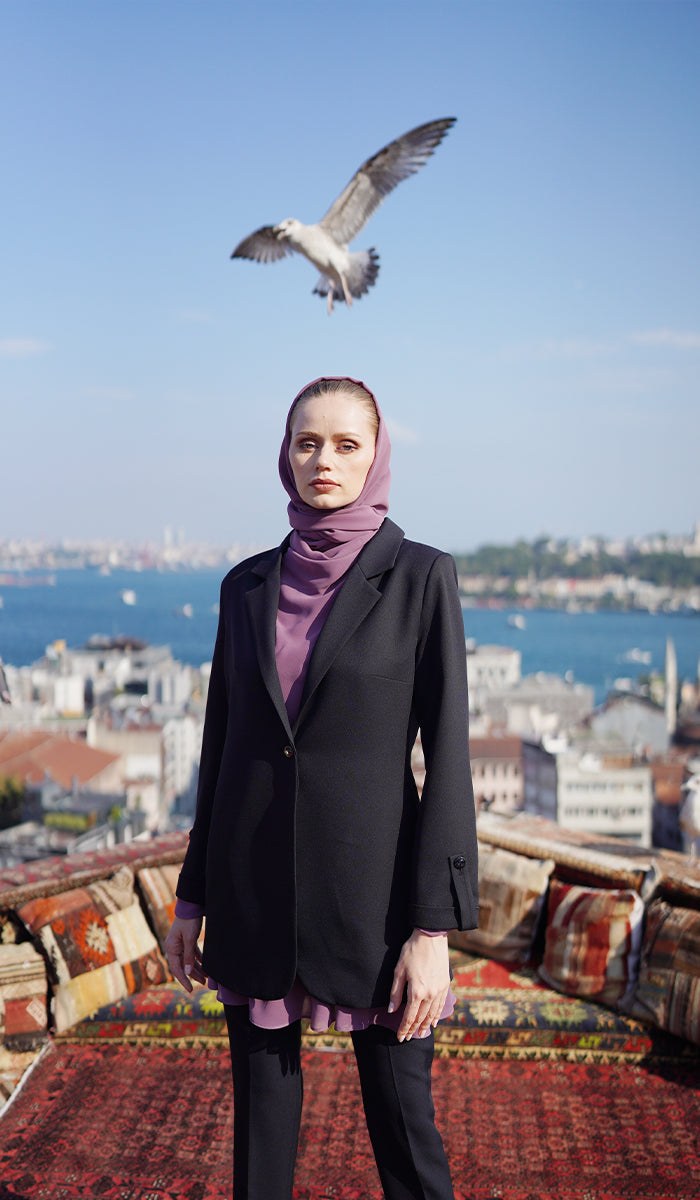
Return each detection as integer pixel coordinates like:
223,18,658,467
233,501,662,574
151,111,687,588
452,855,466,870
283,745,295,758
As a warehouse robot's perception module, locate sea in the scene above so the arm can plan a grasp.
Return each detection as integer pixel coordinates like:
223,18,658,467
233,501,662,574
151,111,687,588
1,568,699,705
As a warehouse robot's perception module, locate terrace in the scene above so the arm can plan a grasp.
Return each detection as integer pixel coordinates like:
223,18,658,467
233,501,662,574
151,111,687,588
1,812,699,1200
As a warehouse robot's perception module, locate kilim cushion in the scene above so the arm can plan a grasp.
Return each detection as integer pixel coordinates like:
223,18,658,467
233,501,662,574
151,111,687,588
17,865,169,1033
449,845,554,964
630,897,700,1045
136,864,181,952
538,880,644,1008
0,942,48,1049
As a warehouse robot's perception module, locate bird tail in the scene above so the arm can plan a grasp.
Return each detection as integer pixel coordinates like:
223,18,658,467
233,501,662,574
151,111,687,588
313,249,380,302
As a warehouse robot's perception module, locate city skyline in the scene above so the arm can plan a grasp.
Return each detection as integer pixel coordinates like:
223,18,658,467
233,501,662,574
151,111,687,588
2,1,699,550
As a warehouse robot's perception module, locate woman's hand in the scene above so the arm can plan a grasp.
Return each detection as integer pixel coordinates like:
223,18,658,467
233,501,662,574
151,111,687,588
388,929,450,1041
164,915,207,993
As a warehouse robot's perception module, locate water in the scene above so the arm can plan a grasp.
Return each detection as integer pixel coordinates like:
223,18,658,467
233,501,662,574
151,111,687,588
462,606,699,703
1,570,699,704
0,569,222,671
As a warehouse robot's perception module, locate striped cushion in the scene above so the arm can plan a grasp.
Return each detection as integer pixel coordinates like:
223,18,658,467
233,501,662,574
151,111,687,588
449,845,554,964
0,942,48,1049
631,898,700,1045
538,880,644,1008
137,864,181,952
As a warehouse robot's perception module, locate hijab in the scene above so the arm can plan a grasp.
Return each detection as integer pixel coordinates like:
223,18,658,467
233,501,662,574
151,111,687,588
275,377,391,721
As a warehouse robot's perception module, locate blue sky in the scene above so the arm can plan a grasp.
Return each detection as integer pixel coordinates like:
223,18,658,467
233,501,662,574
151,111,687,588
2,0,698,553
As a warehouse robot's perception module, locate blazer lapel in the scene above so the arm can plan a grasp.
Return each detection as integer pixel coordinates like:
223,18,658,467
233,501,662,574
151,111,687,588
245,540,293,740
294,519,405,731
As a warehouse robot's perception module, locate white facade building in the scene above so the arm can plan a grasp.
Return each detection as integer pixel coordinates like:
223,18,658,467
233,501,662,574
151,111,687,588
466,645,521,712
555,752,653,845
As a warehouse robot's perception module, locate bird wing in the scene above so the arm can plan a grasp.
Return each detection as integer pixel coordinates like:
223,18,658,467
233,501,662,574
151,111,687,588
231,226,296,263
318,117,456,246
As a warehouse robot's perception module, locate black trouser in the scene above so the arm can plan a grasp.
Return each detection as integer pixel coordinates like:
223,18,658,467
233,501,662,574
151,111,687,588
224,1004,455,1200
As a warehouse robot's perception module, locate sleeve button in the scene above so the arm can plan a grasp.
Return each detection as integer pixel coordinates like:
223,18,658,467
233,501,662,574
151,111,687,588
283,745,295,758
452,855,466,869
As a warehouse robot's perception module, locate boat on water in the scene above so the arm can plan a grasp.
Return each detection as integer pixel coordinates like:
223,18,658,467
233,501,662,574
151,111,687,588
174,603,194,619
507,614,527,630
119,589,137,606
621,647,652,664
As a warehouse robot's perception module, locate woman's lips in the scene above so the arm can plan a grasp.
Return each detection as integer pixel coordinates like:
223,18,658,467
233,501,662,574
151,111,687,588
311,479,339,490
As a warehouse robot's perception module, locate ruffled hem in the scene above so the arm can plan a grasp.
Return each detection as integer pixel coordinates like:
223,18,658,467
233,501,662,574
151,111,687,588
212,974,456,1036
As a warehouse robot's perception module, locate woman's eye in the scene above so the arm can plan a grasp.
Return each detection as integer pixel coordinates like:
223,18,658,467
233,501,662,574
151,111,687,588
297,440,316,451
338,442,357,452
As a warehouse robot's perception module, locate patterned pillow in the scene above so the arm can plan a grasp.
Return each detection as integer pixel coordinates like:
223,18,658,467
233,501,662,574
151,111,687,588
17,865,168,1032
538,880,644,1009
630,898,700,1045
136,863,205,960
137,864,181,952
449,846,554,964
0,942,48,1050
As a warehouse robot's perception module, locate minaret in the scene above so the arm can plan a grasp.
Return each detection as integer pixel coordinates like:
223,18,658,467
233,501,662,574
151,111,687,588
665,637,677,738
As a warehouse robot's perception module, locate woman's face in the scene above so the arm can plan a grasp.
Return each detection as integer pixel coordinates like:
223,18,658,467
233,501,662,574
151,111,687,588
289,391,377,510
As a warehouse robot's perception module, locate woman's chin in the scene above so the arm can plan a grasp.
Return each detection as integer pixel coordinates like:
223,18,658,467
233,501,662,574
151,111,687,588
305,493,347,510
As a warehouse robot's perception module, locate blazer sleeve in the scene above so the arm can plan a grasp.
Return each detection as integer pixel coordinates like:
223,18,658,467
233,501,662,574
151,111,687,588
176,583,228,907
409,552,478,932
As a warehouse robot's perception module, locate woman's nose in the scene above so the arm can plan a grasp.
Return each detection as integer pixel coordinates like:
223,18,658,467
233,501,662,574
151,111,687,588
314,444,332,469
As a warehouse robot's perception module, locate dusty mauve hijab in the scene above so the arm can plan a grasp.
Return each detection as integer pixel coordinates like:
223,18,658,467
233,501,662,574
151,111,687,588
276,377,391,721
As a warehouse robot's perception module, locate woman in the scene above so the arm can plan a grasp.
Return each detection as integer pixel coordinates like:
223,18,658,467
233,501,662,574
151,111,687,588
165,377,478,1200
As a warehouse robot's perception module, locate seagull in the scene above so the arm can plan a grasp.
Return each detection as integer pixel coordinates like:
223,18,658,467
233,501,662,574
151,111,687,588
231,117,456,314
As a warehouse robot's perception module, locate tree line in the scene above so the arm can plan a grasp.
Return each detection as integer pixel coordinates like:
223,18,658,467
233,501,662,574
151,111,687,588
452,540,700,589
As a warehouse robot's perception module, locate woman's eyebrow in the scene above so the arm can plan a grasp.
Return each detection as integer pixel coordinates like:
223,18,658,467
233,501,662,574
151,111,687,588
293,429,362,440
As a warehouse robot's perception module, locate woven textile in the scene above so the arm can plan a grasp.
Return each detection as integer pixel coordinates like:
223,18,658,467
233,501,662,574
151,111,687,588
538,880,644,1008
55,979,227,1043
137,864,181,951
632,898,700,1045
449,845,554,964
442,952,697,1064
0,831,188,909
17,866,168,1032
54,951,700,1066
1,1042,699,1200
0,943,47,1050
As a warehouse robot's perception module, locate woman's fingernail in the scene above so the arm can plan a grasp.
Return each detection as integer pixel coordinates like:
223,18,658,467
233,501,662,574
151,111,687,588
387,1003,395,1013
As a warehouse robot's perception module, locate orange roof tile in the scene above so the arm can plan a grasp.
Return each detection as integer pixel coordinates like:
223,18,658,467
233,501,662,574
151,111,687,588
0,732,120,789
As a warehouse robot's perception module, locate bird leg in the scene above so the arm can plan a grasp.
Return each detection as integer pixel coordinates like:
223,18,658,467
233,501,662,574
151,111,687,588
339,273,353,307
327,289,334,316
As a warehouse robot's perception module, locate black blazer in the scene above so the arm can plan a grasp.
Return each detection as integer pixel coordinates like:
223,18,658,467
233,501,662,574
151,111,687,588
177,517,478,1008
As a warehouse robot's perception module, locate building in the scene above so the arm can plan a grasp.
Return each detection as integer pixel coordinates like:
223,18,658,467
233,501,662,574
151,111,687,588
0,730,122,795
86,715,163,830
555,751,653,845
587,692,669,757
481,673,595,739
522,739,558,822
469,736,523,815
465,644,521,713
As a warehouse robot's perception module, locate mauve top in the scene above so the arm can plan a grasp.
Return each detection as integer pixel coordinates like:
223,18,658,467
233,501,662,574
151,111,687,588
174,897,453,1035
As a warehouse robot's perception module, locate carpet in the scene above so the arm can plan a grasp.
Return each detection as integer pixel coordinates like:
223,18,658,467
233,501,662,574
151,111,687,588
1,1042,699,1200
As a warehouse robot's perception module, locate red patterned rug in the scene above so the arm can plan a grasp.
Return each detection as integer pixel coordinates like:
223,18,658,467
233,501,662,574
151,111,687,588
1,1042,699,1200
